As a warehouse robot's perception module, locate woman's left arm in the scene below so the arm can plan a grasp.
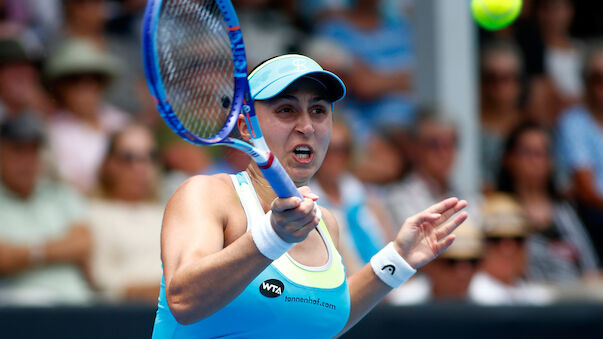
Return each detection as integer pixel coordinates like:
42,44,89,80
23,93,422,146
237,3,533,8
337,198,468,336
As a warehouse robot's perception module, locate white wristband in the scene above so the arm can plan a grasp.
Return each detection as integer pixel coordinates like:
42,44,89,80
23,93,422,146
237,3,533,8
251,211,294,260
370,242,416,288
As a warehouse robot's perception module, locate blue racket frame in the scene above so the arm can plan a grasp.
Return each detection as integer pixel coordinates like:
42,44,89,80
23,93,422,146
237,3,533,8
142,0,301,199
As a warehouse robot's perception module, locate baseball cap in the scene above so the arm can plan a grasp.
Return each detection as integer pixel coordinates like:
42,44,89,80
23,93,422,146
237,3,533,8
248,54,346,103
0,113,45,143
0,39,30,66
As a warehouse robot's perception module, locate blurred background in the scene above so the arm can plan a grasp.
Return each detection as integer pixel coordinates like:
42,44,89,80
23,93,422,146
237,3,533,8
1,0,603,338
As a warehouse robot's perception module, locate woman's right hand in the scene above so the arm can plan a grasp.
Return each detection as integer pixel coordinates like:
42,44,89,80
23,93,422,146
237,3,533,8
269,186,320,243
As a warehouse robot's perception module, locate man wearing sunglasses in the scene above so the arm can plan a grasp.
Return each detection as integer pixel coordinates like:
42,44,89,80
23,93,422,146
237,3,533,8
389,221,484,305
468,193,554,305
0,113,93,305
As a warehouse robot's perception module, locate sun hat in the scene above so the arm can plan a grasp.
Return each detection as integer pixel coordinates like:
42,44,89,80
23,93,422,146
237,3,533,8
482,193,530,238
440,219,484,260
248,54,346,103
45,39,122,83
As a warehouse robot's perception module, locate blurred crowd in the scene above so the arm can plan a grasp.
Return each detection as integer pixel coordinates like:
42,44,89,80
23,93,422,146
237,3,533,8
1,0,603,307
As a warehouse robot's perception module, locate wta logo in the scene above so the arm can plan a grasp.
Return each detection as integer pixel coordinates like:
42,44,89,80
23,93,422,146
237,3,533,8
381,264,396,275
259,279,284,298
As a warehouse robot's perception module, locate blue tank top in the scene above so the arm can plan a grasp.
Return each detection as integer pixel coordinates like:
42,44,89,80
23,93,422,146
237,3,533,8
152,172,350,338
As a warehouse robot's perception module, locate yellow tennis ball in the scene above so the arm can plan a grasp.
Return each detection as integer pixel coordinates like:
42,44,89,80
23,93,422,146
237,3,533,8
471,0,522,31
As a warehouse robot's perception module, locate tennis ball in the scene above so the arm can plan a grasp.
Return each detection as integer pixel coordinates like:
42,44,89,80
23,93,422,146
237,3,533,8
471,0,522,31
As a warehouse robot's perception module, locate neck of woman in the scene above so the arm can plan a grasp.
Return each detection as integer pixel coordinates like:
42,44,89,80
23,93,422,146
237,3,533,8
543,31,572,49
514,180,547,199
481,106,520,135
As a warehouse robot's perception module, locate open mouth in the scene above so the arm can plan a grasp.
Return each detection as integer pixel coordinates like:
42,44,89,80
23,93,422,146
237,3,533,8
293,145,313,163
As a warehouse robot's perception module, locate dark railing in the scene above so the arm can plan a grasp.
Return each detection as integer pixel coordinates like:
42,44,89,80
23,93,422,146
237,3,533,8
1,303,602,338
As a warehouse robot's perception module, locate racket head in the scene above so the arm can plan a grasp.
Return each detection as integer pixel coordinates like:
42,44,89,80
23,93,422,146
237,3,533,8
142,0,249,145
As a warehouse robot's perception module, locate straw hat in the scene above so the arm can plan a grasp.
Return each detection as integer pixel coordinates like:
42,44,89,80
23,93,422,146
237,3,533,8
440,219,484,260
482,193,529,238
45,39,122,83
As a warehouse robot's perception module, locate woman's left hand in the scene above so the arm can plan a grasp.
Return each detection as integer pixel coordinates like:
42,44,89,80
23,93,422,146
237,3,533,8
393,198,468,269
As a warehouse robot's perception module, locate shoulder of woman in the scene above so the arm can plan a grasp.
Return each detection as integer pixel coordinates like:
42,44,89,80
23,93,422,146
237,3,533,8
319,206,339,244
167,173,238,209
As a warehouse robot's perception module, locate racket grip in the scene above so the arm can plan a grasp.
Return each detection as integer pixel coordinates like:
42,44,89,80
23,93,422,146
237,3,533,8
259,155,303,199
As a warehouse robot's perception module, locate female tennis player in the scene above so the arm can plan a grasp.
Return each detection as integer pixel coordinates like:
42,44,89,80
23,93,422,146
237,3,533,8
152,55,468,338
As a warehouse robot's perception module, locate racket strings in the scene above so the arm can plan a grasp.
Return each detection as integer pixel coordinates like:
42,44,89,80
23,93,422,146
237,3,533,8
157,0,234,139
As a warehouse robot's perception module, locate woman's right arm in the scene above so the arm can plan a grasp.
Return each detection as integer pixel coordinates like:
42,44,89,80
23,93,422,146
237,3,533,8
161,176,318,325
161,175,270,325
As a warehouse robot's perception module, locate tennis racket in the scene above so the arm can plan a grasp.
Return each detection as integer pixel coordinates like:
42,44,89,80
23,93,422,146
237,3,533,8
142,0,302,199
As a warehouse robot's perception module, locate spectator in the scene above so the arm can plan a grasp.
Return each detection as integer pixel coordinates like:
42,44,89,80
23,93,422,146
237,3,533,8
469,193,555,305
236,0,305,69
87,124,163,304
45,38,128,193
385,108,479,226
47,0,148,116
389,221,484,305
0,38,52,121
155,123,214,202
47,0,107,50
156,124,249,203
477,2,558,127
557,41,603,260
0,0,46,59
353,126,409,185
498,122,599,284
316,0,415,142
536,0,584,108
310,120,394,275
0,113,93,305
202,146,250,176
479,40,525,191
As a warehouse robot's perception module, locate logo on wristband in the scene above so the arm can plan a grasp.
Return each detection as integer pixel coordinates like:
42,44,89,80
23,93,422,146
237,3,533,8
259,279,284,298
381,264,396,275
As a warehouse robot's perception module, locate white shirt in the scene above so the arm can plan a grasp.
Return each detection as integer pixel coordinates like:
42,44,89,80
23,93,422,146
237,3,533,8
468,271,555,306
87,199,163,301
546,43,584,99
47,106,130,193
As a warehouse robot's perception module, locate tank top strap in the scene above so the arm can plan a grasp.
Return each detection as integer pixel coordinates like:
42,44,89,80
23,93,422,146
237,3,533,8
230,171,265,232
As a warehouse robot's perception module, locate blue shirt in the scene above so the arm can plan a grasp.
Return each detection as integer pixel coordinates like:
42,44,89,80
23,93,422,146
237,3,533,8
317,15,416,135
557,105,603,196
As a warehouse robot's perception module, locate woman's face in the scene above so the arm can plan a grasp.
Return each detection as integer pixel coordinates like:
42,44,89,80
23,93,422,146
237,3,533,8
416,121,457,184
252,79,333,186
537,0,573,36
481,52,521,108
508,129,551,186
105,126,158,201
